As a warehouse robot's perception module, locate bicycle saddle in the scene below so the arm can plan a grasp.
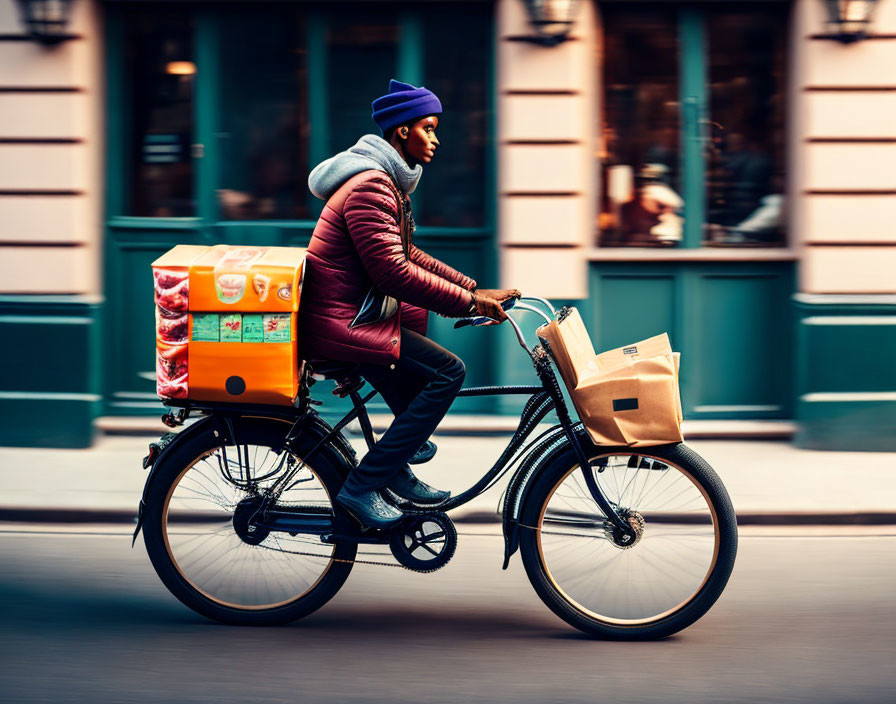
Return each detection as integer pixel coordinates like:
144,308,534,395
308,360,364,397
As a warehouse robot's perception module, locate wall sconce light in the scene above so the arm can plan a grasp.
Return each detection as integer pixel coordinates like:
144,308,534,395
822,0,879,43
521,0,581,46
166,61,197,76
15,0,75,45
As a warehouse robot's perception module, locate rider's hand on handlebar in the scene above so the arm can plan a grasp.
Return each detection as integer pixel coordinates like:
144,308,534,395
471,290,510,323
474,288,521,304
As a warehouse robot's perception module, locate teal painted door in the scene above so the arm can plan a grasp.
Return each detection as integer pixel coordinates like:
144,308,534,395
104,2,496,416
589,262,795,420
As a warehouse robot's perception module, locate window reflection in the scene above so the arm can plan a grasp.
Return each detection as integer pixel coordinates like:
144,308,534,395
217,7,309,220
598,9,682,247
597,4,788,248
327,11,399,157
125,8,195,217
705,8,787,246
416,5,490,228
122,3,490,227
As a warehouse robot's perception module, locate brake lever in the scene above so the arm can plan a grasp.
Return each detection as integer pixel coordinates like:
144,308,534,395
453,295,519,329
453,316,496,329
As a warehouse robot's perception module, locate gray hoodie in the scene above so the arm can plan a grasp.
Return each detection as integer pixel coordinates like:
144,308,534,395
308,134,422,201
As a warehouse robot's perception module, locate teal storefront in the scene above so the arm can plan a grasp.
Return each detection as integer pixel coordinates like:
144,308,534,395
7,0,891,450
102,1,499,420
98,0,794,416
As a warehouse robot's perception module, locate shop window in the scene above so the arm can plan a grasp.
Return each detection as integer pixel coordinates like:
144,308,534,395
117,2,491,228
598,3,788,248
416,5,491,228
217,7,310,221
599,10,680,246
327,12,399,158
124,7,195,217
705,10,787,246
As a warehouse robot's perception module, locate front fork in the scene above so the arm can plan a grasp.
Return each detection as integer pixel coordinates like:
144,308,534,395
534,346,634,539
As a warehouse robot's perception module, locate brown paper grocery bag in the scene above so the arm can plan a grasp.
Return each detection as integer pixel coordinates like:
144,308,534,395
537,308,683,447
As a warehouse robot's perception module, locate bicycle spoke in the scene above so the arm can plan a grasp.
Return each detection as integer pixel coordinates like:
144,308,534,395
536,453,720,624
165,441,337,609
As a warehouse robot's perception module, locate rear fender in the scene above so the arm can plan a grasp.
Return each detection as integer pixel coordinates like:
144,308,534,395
132,409,356,546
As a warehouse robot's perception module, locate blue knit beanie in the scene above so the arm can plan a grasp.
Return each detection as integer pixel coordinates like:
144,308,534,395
371,79,442,132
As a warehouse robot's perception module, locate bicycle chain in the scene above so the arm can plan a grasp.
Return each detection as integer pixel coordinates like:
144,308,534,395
259,521,612,573
261,541,413,571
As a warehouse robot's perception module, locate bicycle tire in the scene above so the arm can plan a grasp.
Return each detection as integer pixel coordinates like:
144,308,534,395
142,417,356,625
519,440,737,640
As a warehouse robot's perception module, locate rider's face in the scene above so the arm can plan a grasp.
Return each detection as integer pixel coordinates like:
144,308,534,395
400,116,440,165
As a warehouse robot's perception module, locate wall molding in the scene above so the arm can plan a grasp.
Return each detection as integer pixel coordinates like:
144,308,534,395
0,189,84,196
804,86,896,92
0,86,83,93
805,189,896,195
0,138,84,145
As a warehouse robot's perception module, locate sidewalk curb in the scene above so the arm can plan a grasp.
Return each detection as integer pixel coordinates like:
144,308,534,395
2,507,895,527
95,416,797,440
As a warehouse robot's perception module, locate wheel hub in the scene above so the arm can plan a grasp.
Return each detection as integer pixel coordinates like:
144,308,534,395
605,509,645,549
232,495,270,545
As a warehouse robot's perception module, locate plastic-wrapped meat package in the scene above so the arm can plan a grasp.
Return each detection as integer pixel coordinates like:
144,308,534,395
154,268,189,313
157,342,188,399
156,307,188,343
154,268,189,399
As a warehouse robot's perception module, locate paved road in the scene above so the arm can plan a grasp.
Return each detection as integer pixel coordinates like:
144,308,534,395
1,525,894,704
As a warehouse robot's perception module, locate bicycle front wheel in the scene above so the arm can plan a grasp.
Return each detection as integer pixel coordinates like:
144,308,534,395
519,441,737,639
142,418,356,625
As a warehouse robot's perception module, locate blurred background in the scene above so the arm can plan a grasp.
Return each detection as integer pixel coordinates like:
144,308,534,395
0,0,894,451
1,3,895,703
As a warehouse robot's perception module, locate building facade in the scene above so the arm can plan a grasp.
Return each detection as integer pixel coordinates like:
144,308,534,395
0,0,893,449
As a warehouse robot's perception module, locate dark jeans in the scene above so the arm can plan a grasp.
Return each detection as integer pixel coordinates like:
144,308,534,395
341,327,465,494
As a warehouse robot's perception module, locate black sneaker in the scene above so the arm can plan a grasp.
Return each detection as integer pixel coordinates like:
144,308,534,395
336,487,403,530
387,466,450,506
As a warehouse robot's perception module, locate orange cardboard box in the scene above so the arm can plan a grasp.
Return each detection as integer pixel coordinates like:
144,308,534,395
152,244,306,405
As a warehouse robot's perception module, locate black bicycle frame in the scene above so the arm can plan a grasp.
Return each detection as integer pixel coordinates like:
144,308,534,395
149,316,631,536
334,343,630,533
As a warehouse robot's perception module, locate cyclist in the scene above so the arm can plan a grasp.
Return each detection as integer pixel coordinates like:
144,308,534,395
300,79,519,529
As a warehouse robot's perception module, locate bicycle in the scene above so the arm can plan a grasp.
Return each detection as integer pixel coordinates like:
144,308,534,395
135,296,737,640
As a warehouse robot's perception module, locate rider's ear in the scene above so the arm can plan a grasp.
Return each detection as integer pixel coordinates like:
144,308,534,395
400,127,409,139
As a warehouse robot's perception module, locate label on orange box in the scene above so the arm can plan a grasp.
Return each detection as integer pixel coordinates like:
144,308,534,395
243,314,264,342
191,313,219,342
220,313,242,342
263,313,291,342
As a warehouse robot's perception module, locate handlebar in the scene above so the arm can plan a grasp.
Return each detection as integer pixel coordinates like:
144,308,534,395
452,295,520,329
453,295,557,356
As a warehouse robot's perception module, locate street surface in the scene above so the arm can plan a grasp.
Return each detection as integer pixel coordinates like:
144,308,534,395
1,525,894,703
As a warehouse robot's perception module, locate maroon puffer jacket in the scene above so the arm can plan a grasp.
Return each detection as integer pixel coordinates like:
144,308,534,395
299,170,477,366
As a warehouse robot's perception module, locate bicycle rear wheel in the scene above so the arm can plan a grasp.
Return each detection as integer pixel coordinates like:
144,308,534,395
519,441,737,639
143,418,356,625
